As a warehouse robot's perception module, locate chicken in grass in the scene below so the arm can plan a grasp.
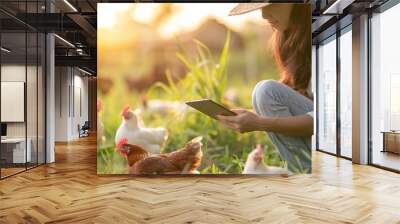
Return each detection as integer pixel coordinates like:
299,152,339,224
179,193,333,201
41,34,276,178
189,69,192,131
243,144,289,176
115,106,168,154
116,137,203,174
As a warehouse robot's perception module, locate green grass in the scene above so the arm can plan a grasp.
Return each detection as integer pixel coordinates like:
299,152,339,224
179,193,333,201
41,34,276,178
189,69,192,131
97,32,284,174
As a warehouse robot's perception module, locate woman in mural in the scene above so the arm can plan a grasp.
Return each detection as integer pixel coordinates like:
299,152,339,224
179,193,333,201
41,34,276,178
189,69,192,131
218,3,314,173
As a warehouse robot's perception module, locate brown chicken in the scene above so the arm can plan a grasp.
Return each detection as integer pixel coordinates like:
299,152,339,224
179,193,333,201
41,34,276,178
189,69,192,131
116,137,203,174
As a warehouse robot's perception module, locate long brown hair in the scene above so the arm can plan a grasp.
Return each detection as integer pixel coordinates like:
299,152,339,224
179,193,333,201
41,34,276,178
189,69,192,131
271,4,311,97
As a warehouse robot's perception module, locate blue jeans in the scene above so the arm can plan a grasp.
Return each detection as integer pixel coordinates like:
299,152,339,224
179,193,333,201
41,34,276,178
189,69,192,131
252,80,313,173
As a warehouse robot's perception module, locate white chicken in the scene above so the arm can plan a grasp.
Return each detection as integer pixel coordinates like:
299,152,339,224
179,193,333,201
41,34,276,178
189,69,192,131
115,106,168,154
243,144,289,175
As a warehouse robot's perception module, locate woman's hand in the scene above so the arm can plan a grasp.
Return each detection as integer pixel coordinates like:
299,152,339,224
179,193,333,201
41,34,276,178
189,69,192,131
217,108,314,136
217,109,264,133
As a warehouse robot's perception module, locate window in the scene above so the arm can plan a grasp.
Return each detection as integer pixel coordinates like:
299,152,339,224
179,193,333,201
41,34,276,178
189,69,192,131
370,2,400,171
317,35,337,154
339,27,352,158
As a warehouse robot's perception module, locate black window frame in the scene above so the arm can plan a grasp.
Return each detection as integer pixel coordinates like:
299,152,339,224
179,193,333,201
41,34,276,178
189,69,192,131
315,16,353,161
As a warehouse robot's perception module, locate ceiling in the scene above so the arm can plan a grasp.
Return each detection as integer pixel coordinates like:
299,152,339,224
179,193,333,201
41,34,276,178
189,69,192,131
0,0,392,75
0,0,99,74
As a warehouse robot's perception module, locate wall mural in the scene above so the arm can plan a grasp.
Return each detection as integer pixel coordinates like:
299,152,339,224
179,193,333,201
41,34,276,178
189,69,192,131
97,3,312,175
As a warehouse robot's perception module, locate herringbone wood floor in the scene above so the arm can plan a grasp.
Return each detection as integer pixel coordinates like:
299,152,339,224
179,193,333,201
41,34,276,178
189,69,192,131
1,136,400,224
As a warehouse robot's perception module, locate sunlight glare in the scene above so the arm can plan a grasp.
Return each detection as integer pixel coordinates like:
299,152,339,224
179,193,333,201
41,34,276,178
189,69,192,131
98,3,266,39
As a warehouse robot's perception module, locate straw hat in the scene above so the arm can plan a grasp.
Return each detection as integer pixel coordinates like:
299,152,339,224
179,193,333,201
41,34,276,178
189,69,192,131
229,3,271,16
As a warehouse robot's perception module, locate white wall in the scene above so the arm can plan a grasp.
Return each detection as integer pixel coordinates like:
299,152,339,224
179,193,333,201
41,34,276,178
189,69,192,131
46,33,55,163
1,65,26,137
1,65,26,142
1,63,46,164
1,65,36,137
54,66,69,141
54,67,89,141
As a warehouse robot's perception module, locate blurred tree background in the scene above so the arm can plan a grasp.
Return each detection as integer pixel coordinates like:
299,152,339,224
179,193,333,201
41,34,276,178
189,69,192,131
97,4,282,174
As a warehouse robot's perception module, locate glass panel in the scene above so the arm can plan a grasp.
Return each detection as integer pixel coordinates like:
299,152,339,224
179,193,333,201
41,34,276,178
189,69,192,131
339,28,352,158
27,30,38,169
38,32,45,165
317,36,337,154
26,0,39,169
371,4,400,171
1,30,27,177
0,1,46,178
